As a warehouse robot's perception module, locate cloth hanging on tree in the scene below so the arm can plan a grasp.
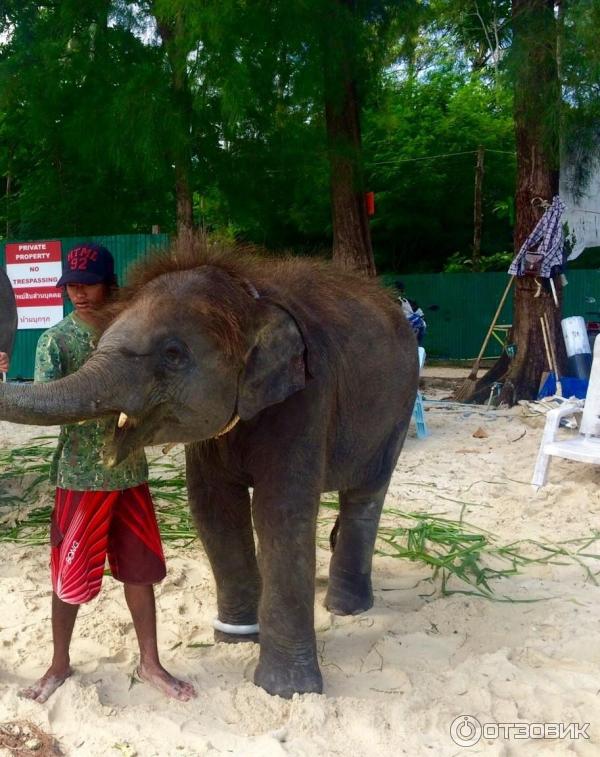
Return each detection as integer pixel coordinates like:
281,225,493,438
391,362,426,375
508,195,566,278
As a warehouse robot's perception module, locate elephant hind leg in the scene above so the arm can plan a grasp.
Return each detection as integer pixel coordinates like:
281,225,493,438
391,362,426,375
326,421,409,615
325,485,387,616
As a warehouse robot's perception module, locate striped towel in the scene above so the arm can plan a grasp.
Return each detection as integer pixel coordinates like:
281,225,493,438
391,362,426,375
508,195,566,278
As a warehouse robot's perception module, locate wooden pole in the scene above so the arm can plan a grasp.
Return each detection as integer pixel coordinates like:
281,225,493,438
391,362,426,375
472,146,485,271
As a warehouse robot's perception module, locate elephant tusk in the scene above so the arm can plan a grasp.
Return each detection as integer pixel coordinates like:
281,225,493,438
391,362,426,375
105,452,118,468
214,414,240,438
118,412,128,428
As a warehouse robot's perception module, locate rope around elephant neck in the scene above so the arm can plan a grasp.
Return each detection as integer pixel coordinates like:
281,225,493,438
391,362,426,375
160,414,240,455
214,414,240,438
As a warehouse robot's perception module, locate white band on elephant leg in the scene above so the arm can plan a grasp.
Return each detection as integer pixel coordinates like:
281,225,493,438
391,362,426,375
213,618,260,635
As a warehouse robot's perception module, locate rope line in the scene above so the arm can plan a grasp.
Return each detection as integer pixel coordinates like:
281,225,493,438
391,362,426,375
371,148,516,165
372,150,477,165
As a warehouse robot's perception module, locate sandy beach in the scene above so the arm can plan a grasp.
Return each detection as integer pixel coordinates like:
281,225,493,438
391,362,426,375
1,377,600,756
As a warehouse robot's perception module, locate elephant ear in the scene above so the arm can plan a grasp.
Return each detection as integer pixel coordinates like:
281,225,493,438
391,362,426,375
237,302,307,420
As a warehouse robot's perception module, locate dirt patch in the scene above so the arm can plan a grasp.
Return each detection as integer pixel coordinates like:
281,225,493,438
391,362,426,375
420,375,462,393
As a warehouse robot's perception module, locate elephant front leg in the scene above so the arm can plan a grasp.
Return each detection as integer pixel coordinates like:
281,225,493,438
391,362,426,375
251,487,322,698
186,453,260,643
325,484,387,615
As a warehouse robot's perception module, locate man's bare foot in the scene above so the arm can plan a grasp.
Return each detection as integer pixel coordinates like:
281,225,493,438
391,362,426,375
136,662,196,701
18,664,72,703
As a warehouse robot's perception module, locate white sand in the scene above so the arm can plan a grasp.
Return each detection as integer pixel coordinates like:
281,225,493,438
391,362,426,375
1,394,600,756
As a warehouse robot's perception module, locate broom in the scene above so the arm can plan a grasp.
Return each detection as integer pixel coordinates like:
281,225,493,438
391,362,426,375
454,275,515,401
541,313,562,397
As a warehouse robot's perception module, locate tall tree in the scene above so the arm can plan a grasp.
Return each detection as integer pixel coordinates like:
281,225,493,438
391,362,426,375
323,0,375,276
149,1,196,236
499,0,561,403
320,0,419,275
457,0,563,403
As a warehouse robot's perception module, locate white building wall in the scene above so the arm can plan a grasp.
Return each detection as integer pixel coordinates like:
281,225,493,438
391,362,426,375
560,161,600,259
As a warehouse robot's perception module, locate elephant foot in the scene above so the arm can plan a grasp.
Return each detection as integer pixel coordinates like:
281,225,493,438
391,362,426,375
214,629,259,644
325,570,373,616
254,655,323,698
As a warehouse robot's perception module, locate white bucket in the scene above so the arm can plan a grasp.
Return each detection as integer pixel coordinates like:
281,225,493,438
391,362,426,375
561,316,591,357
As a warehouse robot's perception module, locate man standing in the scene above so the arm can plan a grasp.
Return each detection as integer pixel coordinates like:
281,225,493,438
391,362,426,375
19,243,195,704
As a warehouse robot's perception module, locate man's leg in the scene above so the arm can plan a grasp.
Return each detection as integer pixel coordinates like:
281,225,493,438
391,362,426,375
123,583,196,701
19,593,78,702
19,486,109,703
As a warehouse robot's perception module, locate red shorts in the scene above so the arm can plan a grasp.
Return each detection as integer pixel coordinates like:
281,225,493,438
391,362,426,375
50,484,166,605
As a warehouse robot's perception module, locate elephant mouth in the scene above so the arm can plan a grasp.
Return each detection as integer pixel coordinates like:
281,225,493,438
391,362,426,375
104,408,241,467
104,409,163,467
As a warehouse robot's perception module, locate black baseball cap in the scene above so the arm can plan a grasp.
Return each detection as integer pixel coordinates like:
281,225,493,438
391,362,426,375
57,244,117,287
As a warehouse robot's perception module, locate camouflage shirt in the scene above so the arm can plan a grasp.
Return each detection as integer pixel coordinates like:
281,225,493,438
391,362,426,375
34,312,148,491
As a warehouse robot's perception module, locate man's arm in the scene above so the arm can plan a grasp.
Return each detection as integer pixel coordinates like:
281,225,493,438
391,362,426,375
0,352,8,373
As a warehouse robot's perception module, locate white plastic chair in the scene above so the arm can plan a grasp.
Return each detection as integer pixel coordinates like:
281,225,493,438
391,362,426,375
531,336,600,489
412,346,429,439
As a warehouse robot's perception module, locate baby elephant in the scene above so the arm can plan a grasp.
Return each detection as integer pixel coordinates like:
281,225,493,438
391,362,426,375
0,243,418,698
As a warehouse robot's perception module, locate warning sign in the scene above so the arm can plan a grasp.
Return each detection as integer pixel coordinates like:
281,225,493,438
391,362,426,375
5,241,64,329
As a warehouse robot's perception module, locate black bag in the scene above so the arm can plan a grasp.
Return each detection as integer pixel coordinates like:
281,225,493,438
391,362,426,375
523,251,544,276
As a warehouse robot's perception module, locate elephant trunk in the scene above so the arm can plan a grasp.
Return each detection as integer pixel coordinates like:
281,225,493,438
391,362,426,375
0,354,123,426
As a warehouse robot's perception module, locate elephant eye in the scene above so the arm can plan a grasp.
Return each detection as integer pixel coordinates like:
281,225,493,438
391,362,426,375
162,339,190,369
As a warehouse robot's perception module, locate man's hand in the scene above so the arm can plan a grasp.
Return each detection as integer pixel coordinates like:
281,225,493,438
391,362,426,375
0,352,9,373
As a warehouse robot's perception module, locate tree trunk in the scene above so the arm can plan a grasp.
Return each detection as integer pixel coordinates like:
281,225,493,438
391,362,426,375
324,0,376,277
154,10,195,237
459,0,562,404
175,163,194,235
472,146,485,270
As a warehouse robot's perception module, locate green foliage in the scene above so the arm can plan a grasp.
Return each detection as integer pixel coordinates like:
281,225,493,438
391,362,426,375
565,246,600,270
0,1,598,272
443,249,512,272
0,2,176,236
365,68,515,271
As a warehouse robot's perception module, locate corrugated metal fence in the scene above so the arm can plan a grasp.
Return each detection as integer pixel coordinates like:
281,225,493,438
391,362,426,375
3,233,600,376
394,271,600,360
1,234,169,379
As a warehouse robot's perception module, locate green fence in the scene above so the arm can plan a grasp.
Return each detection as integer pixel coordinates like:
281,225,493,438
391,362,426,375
4,235,600,376
1,234,169,379
395,270,600,361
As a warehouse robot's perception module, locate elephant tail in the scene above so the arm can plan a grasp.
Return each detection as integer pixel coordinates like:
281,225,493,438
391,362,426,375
329,516,339,552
